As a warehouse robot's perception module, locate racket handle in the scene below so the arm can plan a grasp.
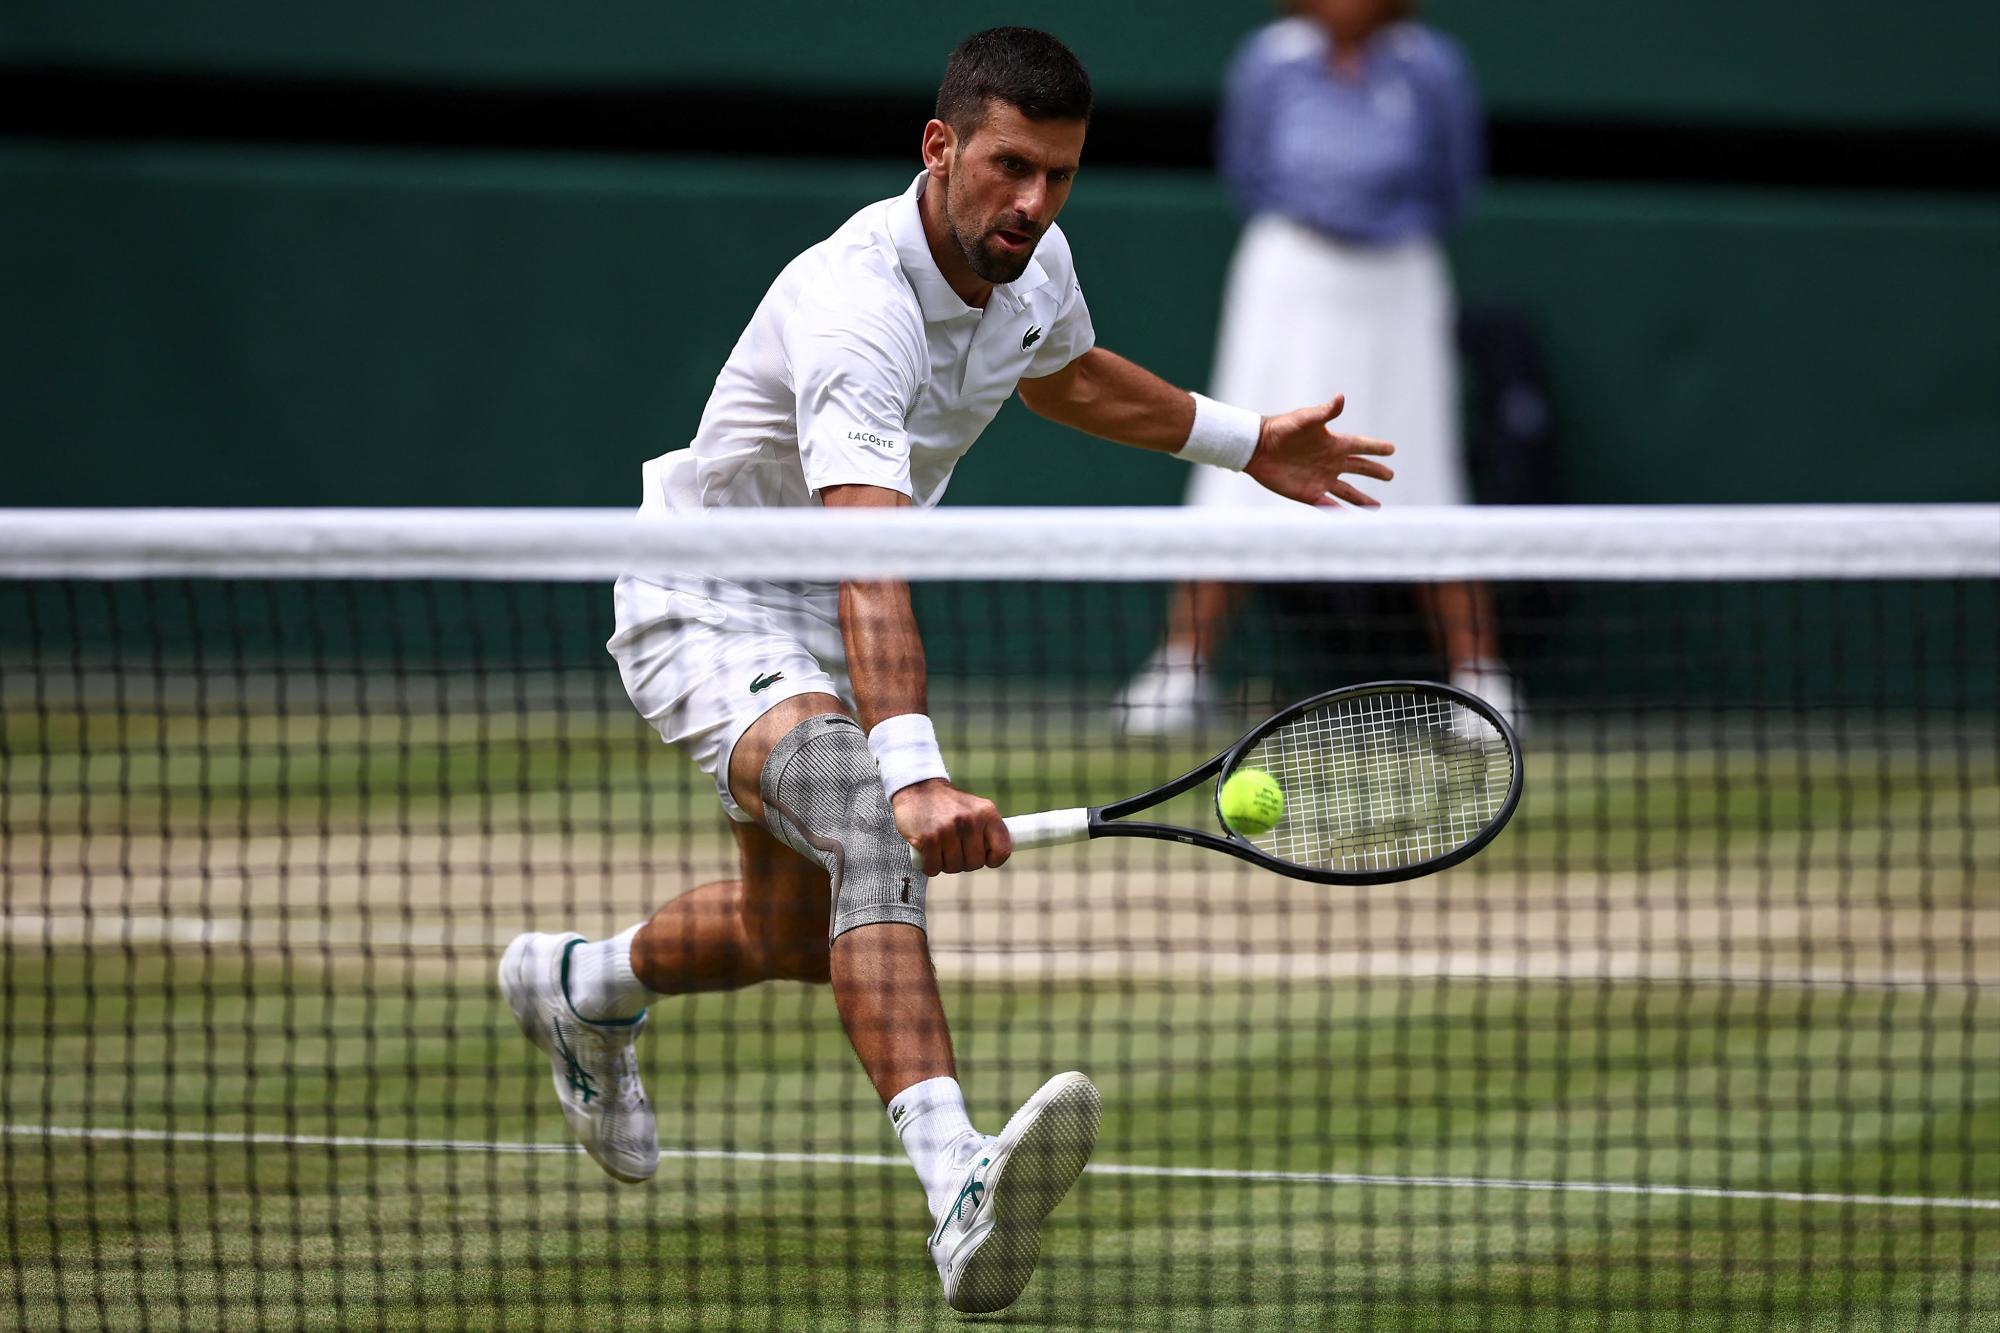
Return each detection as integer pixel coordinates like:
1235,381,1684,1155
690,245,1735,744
1003,808,1092,851
906,807,1091,872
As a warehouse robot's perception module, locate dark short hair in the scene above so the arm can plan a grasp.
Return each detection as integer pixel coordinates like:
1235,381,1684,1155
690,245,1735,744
934,27,1093,138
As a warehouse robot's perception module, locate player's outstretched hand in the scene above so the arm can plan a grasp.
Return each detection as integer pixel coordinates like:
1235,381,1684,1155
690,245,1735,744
894,779,1013,876
1245,394,1395,509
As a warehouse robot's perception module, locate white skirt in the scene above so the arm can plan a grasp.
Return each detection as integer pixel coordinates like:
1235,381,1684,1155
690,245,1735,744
1188,214,1466,510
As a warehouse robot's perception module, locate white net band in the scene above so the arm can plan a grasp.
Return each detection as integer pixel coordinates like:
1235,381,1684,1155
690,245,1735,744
3,505,1995,582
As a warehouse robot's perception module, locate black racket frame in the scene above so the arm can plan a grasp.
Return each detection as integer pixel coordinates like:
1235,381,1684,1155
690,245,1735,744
1089,680,1524,885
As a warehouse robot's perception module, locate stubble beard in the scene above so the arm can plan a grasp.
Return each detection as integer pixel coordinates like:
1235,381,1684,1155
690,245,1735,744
943,178,1034,286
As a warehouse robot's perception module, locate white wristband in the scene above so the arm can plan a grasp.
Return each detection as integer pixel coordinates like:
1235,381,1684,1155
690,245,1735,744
867,713,949,800
1179,393,1262,470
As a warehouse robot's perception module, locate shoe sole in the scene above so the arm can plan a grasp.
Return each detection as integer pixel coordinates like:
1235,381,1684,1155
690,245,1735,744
498,932,652,1185
947,1072,1101,1314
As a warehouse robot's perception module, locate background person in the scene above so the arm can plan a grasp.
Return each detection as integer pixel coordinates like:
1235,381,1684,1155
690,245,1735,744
1116,0,1518,733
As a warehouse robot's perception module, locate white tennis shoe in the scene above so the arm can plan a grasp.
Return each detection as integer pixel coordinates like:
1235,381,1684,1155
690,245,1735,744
1113,649,1213,735
499,930,658,1184
1451,660,1527,738
929,1071,1101,1314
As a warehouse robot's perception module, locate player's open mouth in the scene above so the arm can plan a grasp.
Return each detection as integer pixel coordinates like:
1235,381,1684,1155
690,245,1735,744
992,229,1033,253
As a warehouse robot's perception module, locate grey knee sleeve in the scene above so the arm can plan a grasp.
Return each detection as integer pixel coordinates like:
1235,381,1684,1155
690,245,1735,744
759,714,928,942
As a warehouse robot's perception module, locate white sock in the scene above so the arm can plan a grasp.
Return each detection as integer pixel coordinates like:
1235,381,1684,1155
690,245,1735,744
888,1076,983,1221
1451,659,1524,733
1452,657,1508,684
563,923,656,1022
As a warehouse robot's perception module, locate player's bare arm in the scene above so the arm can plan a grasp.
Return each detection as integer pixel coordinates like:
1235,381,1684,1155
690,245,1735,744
1016,347,1396,508
821,483,1012,876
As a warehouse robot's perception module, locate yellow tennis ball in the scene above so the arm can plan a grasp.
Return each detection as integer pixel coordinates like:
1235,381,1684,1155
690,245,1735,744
1219,768,1286,837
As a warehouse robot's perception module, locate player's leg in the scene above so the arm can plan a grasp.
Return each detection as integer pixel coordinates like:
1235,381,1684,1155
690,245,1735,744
1418,579,1495,670
496,926,660,1183
1115,581,1239,735
1420,580,1524,729
618,816,834,996
1115,462,1280,735
498,577,807,1185
560,690,968,1146
590,691,945,1053
521,579,1094,1305
1169,580,1242,666
722,694,960,1104
497,694,878,1187
564,819,830,1028
721,694,1098,1314
593,698,846,999
574,688,1025,1223
497,703,850,1186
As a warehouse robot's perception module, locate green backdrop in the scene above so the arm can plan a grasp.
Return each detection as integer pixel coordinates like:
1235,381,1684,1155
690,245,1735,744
9,0,1998,510
5,143,1997,508
6,0,1997,126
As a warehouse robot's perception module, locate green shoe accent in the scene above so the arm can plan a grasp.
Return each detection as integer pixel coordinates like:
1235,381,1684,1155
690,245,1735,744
930,1158,991,1247
551,1026,598,1104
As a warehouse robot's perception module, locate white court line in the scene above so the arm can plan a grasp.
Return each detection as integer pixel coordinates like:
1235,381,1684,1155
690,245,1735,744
5,1123,1994,1213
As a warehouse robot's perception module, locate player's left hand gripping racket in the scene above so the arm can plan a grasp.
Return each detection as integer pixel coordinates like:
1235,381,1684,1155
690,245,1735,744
918,681,1522,885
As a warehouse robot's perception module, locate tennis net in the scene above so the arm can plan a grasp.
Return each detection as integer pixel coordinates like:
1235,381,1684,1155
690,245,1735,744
3,505,1996,1330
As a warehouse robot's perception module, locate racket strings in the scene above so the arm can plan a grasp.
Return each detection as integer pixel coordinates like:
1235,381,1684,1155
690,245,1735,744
1232,690,1513,872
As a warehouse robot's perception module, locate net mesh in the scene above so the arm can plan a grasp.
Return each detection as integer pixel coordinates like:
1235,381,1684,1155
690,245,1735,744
1232,686,1516,874
2,506,1996,1330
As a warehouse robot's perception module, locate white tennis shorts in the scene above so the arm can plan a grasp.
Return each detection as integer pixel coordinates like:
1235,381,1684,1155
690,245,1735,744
1189,214,1466,511
607,573,853,822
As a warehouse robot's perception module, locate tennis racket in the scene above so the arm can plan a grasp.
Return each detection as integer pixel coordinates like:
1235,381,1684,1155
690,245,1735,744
919,680,1522,885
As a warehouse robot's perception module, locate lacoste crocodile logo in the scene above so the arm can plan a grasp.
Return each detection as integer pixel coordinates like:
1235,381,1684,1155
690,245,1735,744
1021,325,1043,350
749,672,784,694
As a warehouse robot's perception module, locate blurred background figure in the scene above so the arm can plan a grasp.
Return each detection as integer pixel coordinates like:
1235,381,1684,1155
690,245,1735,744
1115,0,1516,734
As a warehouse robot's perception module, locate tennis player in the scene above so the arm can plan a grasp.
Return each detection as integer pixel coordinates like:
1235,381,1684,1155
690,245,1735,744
501,27,1392,1313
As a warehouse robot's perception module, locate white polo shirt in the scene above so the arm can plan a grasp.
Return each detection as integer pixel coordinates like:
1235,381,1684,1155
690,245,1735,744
610,173,1095,797
639,170,1095,518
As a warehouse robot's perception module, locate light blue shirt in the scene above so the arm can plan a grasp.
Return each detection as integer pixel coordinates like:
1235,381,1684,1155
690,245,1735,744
1218,18,1483,245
